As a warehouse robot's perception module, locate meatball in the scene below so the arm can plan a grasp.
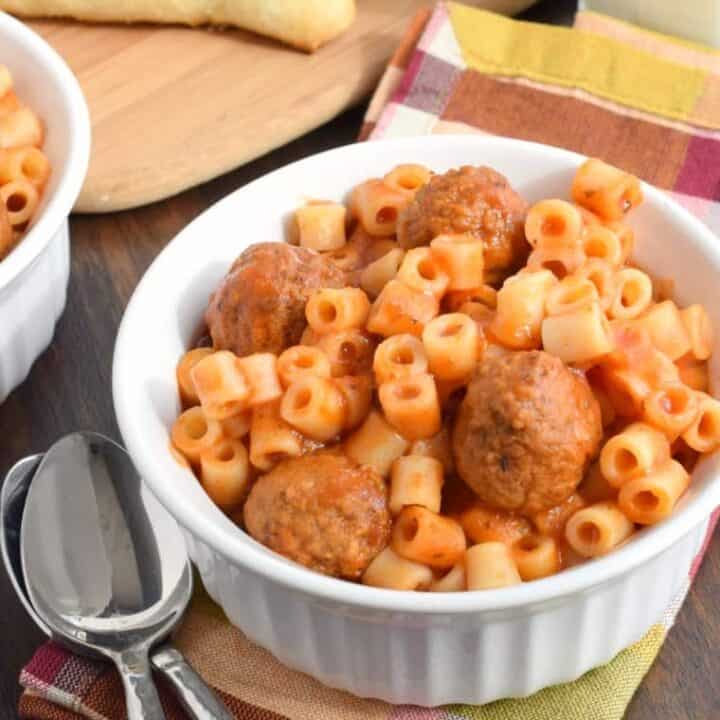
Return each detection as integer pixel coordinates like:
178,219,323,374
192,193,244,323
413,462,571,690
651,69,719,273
452,351,602,515
243,453,390,579
206,242,347,356
397,166,529,275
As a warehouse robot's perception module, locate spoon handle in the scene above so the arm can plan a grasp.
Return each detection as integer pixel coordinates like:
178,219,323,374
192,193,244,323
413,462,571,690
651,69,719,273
115,648,166,720
151,644,233,720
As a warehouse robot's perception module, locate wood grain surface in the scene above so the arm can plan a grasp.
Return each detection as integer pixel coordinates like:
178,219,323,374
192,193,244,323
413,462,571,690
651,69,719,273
26,0,534,214
0,1,718,719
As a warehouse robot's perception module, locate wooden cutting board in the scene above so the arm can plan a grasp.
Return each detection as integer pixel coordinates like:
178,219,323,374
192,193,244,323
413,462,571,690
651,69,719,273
26,1,534,213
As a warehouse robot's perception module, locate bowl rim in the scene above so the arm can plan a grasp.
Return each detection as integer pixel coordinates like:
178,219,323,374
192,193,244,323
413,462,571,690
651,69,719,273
0,11,91,292
114,134,720,614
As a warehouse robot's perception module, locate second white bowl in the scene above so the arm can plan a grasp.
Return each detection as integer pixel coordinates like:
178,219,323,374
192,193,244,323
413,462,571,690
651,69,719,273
0,12,90,403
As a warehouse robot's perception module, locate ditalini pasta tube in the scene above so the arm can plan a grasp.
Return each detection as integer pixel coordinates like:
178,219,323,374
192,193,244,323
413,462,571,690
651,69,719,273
571,158,643,221
392,506,466,568
491,269,557,350
512,534,560,581
373,334,428,384
544,275,599,316
171,406,223,465
362,547,433,591
360,248,405,299
541,301,614,364
564,501,634,557
430,563,466,592
280,375,346,441
575,258,616,310
366,280,439,337
422,313,480,381
383,164,432,197
344,410,409,477
276,345,331,389
608,268,653,320
295,202,346,251
351,179,408,236
199,439,250,510
306,287,371,334
249,400,303,471
334,375,373,431
682,392,720,452
525,199,582,250
430,234,485,290
191,350,251,420
389,455,444,515
681,304,713,361
618,459,689,525
237,353,282,406
397,247,449,298
176,347,213,406
378,373,441,441
637,301,691,361
600,422,671,487
465,542,522,590
643,384,699,439
583,225,623,266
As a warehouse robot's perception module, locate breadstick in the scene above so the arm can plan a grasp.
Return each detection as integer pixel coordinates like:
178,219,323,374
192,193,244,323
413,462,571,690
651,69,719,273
0,0,356,52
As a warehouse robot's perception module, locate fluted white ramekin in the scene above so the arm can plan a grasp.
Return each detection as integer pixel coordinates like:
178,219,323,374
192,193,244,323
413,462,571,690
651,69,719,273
0,12,90,403
113,136,720,705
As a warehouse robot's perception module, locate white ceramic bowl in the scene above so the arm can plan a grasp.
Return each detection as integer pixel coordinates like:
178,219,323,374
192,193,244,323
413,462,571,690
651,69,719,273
113,136,720,706
0,12,90,403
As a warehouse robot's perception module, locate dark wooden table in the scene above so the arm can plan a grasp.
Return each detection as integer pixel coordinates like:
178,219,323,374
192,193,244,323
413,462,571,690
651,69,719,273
1,0,717,718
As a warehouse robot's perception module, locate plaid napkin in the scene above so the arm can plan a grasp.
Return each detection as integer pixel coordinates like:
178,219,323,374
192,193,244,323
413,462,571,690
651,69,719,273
19,4,720,719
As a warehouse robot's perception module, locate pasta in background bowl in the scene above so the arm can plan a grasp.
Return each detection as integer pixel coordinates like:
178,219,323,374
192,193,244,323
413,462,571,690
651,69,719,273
0,11,90,402
113,136,720,705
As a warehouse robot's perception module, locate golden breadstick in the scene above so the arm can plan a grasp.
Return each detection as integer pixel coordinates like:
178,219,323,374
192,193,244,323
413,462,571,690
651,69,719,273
0,0,356,52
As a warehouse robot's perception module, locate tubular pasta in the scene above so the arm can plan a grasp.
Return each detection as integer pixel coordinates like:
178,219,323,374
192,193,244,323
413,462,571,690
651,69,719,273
373,333,428,384
682,392,720,453
199,439,250,510
366,279,439,337
571,158,643,221
351,178,408,236
360,248,405,299
344,410,409,477
362,547,433,591
176,347,214,406
249,400,303,471
564,501,634,557
397,247,449,298
512,534,560,581
618,459,689,525
389,455,444,515
491,269,557,350
599,422,671,488
465,542,522,590
392,505,466,568
306,287,371,334
295,202,346,251
280,375,346,441
525,199,582,250
378,373,441,441
422,312,479,380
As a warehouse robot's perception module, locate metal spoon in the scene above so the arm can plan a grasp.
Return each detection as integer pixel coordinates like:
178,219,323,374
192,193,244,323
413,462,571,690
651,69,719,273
10,433,231,720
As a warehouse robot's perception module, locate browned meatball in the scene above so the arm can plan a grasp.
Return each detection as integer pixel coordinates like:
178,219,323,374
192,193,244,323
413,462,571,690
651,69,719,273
243,453,390,579
205,242,347,356
452,351,602,515
397,166,529,274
